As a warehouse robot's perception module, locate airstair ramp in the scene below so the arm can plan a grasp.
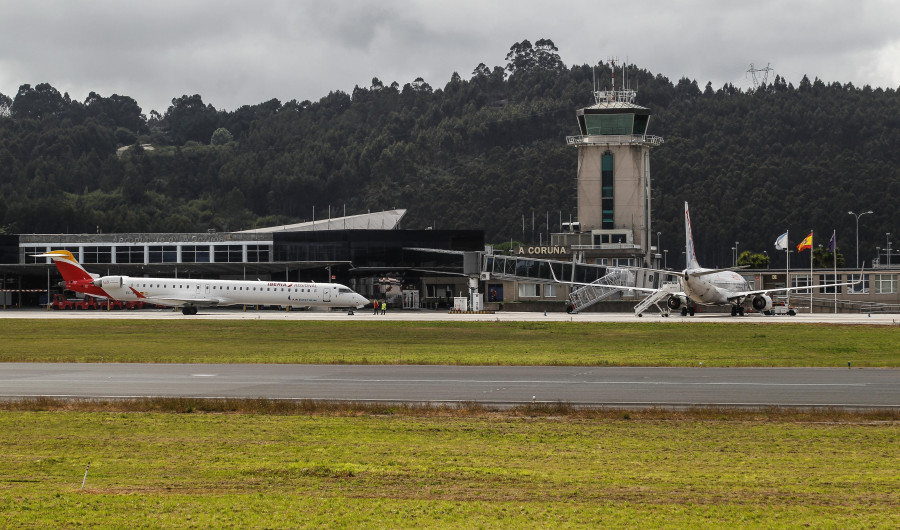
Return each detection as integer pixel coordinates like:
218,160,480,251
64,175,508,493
567,268,635,313
632,282,680,316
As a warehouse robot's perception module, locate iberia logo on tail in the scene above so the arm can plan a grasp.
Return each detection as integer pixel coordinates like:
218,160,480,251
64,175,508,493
34,250,110,298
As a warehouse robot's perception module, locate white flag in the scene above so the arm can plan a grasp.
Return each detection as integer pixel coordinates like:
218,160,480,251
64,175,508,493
774,232,788,250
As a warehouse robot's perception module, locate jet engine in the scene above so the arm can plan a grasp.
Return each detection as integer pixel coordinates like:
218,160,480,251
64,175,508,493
751,294,773,312
666,295,684,310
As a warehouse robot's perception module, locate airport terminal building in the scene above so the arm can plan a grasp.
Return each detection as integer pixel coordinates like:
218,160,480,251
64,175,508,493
0,210,488,309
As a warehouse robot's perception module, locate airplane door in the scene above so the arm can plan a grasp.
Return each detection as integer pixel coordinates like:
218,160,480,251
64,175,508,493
204,284,210,297
323,287,331,303
195,284,200,296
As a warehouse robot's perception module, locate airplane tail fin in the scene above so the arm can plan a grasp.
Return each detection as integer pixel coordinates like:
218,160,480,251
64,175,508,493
33,250,95,283
684,202,701,270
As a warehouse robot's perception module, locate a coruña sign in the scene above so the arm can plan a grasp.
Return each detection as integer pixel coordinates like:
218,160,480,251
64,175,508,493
516,245,569,256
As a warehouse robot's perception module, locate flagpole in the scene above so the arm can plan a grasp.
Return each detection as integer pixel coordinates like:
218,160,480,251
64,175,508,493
833,229,837,314
809,230,813,314
785,230,790,309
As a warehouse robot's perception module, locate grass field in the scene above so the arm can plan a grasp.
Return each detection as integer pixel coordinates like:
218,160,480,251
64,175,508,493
1,403,897,527
3,319,899,366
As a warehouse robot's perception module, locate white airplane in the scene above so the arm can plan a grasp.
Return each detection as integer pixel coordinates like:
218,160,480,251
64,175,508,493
571,202,861,317
36,250,369,315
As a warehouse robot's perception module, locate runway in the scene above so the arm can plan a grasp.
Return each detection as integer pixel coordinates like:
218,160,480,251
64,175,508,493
1,363,897,409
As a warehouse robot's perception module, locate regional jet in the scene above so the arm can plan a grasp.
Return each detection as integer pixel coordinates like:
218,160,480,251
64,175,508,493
36,250,369,315
566,203,861,316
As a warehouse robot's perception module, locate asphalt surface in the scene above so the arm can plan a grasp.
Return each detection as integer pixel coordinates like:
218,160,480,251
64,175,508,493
2,308,897,408
1,363,897,409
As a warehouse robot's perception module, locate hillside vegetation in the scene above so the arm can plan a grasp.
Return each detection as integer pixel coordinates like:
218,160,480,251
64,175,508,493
1,39,897,266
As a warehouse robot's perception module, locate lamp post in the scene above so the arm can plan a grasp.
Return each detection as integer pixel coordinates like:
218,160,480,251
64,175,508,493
763,250,769,269
848,210,873,269
888,233,893,267
735,241,739,266
656,232,661,268
663,249,668,270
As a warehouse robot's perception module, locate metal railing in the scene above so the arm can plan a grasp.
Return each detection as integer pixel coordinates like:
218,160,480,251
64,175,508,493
567,268,634,313
566,134,663,147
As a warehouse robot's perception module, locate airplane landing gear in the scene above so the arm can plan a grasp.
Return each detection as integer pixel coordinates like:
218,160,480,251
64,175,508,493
730,305,745,316
182,306,198,315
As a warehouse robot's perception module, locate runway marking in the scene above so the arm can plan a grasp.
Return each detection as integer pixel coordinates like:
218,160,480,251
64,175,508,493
0,377,872,387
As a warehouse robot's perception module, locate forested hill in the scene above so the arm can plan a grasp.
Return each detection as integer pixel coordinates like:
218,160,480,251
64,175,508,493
1,39,898,267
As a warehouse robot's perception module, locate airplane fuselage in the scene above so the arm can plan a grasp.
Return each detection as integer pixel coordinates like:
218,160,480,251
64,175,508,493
96,275,369,310
681,269,750,306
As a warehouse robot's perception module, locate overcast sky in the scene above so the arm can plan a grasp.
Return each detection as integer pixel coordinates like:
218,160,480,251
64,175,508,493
2,1,899,116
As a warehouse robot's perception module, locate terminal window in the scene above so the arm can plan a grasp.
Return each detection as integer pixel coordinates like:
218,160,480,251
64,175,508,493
149,246,177,263
849,274,869,294
181,245,210,263
214,245,244,263
819,274,842,294
874,274,897,294
246,245,270,262
83,246,112,264
116,246,145,264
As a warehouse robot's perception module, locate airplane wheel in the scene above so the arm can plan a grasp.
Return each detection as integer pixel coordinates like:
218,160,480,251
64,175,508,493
681,307,687,316
689,308,695,316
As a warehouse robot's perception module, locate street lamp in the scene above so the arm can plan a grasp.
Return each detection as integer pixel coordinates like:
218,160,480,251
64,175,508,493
663,249,668,270
656,232,662,267
735,241,739,266
888,233,893,267
763,250,769,269
731,247,736,267
848,210,873,269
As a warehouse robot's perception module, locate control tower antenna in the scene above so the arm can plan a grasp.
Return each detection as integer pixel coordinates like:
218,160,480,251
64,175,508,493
594,56,636,105
747,62,774,88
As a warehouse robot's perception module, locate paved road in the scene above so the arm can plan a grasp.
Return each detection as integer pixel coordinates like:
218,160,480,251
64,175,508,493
1,364,896,408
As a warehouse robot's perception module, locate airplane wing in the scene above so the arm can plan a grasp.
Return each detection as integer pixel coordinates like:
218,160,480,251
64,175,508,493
729,271,865,300
142,296,222,308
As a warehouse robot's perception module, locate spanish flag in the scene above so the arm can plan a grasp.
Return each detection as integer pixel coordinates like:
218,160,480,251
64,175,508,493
797,232,813,252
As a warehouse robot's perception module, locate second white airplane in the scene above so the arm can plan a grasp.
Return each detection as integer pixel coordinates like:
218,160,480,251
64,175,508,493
572,202,861,316
37,250,369,315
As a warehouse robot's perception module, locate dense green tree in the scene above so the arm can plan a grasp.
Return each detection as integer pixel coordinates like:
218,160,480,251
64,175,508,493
737,251,770,269
0,40,897,267
210,127,233,145
164,94,220,145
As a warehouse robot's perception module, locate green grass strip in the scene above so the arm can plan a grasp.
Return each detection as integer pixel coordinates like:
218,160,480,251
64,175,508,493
0,410,897,527
3,320,899,366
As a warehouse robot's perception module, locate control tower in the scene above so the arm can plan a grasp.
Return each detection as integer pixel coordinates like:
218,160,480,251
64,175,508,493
560,63,663,271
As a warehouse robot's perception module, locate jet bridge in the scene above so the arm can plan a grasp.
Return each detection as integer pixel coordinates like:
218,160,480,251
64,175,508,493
482,254,635,312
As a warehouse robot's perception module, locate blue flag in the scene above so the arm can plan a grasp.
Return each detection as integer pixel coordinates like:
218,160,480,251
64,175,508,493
828,231,836,252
